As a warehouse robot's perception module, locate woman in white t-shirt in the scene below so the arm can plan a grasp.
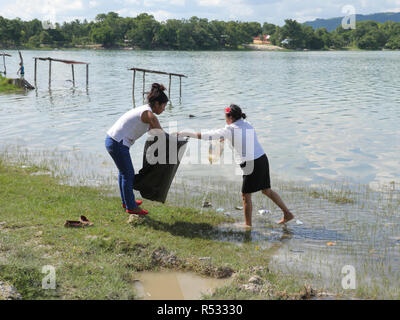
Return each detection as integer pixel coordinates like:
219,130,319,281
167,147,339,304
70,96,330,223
178,104,294,227
105,83,168,216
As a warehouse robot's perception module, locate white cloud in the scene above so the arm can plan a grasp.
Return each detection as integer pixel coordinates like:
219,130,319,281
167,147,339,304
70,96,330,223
143,0,186,7
121,0,141,4
197,0,253,19
0,0,400,25
1,0,84,21
89,0,99,8
198,0,223,6
294,7,324,22
115,8,139,17
149,10,173,21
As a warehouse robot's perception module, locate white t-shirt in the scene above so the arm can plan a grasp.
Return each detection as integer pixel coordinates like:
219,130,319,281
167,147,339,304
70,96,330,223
107,104,152,147
201,119,265,163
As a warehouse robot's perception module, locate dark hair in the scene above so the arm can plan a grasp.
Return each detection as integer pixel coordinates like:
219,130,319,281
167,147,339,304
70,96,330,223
147,83,169,108
227,104,246,120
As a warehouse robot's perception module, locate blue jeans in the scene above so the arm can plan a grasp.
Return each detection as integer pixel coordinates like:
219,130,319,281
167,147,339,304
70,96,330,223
105,135,137,210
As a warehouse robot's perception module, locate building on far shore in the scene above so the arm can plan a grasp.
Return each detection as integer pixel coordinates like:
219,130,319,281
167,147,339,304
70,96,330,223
281,38,292,48
253,35,271,44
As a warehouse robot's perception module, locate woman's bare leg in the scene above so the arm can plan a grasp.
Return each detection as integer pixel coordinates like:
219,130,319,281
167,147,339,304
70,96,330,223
242,193,253,227
262,188,294,224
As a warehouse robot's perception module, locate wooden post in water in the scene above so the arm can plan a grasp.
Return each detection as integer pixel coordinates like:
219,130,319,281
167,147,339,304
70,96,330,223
179,76,182,100
168,74,172,99
142,71,146,103
48,60,52,87
71,64,75,86
2,55,6,76
86,64,89,87
34,58,37,84
132,69,136,107
129,67,187,105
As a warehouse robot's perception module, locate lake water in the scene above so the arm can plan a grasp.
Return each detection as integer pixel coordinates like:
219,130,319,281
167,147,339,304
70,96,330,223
1,49,400,298
1,49,399,188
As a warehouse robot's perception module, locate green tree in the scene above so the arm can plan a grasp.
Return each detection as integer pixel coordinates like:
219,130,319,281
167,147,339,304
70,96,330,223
315,28,332,48
358,30,385,50
302,25,324,49
330,31,346,48
385,34,400,49
176,20,196,50
127,13,160,49
270,26,282,45
262,22,276,36
280,19,305,49
39,30,52,44
90,24,115,46
352,21,387,49
155,19,180,49
27,35,40,47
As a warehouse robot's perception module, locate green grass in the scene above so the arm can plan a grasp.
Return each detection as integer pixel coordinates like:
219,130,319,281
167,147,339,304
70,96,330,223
0,160,313,300
0,75,23,93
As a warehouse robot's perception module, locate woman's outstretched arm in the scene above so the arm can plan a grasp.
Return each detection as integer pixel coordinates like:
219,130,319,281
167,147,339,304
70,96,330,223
178,131,201,139
179,127,231,140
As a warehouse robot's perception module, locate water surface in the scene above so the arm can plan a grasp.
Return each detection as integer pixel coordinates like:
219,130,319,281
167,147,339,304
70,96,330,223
1,49,399,187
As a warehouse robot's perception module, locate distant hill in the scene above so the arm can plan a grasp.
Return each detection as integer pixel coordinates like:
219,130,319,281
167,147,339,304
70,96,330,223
305,12,400,31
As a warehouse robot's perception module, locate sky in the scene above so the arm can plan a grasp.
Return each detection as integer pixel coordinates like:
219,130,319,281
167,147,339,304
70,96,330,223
1,0,400,25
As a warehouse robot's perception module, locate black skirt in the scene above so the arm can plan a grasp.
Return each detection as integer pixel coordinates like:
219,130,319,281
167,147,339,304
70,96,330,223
240,154,271,194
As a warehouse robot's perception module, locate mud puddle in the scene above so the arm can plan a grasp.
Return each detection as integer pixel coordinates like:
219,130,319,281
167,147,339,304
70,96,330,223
133,271,230,300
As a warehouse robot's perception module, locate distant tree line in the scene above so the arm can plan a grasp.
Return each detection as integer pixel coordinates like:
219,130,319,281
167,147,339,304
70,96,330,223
1,12,400,50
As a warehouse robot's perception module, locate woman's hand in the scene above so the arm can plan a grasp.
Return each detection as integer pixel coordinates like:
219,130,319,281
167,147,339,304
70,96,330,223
177,131,201,139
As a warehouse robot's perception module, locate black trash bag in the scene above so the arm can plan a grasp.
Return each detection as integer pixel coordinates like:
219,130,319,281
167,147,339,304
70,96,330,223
133,133,188,203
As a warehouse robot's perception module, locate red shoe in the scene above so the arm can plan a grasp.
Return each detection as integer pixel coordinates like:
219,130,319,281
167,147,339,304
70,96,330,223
126,208,149,216
122,200,142,209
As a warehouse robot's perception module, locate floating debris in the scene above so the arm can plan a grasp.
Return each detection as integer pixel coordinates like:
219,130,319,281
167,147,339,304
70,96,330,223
296,219,304,225
224,212,231,217
199,257,211,261
85,235,98,241
326,242,336,246
235,206,243,210
208,140,224,164
30,171,52,176
258,209,271,216
216,208,224,213
301,285,316,299
202,201,212,208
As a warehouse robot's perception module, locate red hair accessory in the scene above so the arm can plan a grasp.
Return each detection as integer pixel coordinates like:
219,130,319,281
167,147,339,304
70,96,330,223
225,107,231,114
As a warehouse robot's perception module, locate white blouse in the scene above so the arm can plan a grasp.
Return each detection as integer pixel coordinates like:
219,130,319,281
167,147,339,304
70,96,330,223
107,104,152,147
201,119,265,163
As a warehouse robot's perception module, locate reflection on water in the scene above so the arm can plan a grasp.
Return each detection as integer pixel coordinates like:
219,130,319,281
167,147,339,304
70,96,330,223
0,50,400,187
163,173,398,297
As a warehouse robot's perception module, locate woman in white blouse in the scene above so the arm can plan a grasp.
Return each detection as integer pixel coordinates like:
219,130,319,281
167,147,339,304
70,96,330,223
105,83,168,216
178,104,294,227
